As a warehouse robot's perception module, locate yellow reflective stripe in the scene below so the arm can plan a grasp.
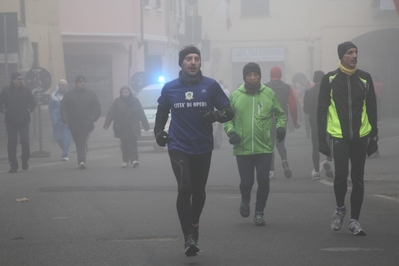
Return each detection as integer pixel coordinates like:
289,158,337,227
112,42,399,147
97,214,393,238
358,76,371,137
358,77,367,85
327,88,343,138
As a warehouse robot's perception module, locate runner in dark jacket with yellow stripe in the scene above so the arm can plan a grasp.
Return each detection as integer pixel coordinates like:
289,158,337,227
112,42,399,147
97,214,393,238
317,41,378,236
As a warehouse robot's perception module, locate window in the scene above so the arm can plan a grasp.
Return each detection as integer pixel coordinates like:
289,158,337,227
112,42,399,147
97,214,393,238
241,0,269,17
156,0,161,9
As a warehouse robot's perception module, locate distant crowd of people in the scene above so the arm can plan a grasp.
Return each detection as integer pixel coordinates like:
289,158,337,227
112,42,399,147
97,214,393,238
0,41,379,256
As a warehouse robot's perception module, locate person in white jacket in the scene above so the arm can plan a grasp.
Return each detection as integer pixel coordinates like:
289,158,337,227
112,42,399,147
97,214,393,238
48,79,71,161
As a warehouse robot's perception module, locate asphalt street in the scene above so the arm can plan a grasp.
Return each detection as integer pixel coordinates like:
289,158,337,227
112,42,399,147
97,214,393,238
0,118,398,265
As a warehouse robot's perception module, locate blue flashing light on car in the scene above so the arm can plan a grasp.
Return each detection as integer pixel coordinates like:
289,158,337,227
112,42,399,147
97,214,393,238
158,76,165,83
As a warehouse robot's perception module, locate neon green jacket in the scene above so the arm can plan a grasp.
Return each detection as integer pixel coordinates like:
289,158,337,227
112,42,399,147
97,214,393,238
224,84,286,155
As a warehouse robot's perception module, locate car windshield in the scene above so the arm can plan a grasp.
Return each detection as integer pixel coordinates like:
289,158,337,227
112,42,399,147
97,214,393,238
137,89,161,109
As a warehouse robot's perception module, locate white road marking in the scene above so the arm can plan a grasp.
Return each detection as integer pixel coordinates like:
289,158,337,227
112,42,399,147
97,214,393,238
373,194,399,202
320,247,383,252
318,180,333,186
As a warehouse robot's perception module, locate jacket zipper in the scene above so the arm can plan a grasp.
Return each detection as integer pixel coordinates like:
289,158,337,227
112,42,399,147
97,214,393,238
251,96,255,154
347,75,353,139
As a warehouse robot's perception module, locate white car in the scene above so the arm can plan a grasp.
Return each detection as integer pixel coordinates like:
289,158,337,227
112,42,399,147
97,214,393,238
136,83,223,150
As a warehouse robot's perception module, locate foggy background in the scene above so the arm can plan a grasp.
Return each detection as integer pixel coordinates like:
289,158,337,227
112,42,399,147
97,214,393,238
1,0,399,149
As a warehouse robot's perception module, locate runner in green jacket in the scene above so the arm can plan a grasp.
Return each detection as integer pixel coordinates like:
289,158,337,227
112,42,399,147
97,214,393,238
224,62,286,225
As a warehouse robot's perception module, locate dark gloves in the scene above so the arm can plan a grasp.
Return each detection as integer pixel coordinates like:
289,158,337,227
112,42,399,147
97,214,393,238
228,131,241,145
319,139,331,157
200,110,220,123
367,138,378,157
276,127,286,143
155,130,169,147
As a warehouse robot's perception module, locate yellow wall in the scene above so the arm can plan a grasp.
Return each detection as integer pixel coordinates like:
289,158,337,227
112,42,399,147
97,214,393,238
0,0,66,93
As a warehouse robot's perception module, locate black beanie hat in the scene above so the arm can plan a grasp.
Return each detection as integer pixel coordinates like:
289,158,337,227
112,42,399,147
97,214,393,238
178,45,201,66
243,62,261,80
11,72,22,81
313,70,325,83
75,75,86,84
337,41,357,59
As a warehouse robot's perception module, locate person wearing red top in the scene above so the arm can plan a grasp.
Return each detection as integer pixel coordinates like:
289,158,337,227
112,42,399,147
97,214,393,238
265,66,299,179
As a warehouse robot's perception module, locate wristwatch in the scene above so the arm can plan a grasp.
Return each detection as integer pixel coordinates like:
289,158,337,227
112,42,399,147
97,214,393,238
371,136,379,142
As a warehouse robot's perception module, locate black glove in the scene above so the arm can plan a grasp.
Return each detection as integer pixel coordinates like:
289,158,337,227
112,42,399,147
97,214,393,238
319,139,331,157
155,130,169,147
276,127,286,143
200,110,219,123
228,131,241,145
367,139,378,157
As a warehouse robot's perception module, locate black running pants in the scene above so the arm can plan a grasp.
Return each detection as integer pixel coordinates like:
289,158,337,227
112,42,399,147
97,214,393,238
236,153,272,212
168,149,212,238
332,137,368,220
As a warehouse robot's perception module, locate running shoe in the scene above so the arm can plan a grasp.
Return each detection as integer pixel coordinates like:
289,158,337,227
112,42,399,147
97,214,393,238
331,207,346,231
348,220,366,236
184,235,199,257
253,211,266,226
121,162,128,168
79,162,86,170
323,160,334,178
282,160,292,178
22,162,29,171
8,168,18,173
131,161,139,168
62,157,70,161
240,200,250,218
369,150,380,158
269,171,275,179
311,170,321,180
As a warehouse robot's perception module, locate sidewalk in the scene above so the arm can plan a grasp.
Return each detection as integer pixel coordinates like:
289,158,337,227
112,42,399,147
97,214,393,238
0,115,120,162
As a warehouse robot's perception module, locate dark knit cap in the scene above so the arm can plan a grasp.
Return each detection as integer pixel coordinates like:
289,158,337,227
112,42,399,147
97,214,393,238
11,72,22,81
337,41,357,59
243,62,261,80
75,75,86,84
178,45,201,66
313,70,325,83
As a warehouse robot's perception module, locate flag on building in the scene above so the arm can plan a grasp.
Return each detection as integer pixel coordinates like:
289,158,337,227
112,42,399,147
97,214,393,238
217,0,232,31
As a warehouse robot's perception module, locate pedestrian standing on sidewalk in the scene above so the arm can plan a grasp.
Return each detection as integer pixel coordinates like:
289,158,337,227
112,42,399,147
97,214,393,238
0,72,37,173
60,75,101,170
49,79,71,161
154,45,233,257
103,86,149,168
264,66,299,179
303,71,334,180
224,62,286,226
318,41,378,235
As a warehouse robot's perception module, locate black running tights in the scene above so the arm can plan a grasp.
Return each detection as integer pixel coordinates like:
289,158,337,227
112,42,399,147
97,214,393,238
332,137,368,220
168,149,212,238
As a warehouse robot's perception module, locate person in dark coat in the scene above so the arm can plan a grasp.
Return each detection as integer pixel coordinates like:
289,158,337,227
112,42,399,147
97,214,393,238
103,86,150,167
0,72,37,173
303,70,333,180
60,75,101,169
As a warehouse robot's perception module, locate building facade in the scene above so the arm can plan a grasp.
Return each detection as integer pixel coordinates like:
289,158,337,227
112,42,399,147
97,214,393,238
58,0,186,115
197,0,399,118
